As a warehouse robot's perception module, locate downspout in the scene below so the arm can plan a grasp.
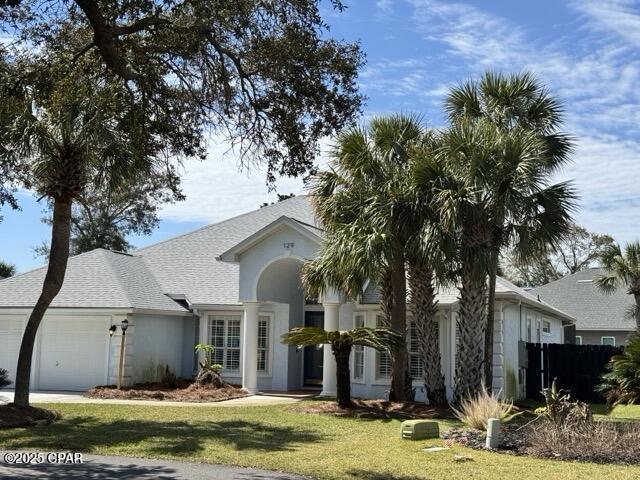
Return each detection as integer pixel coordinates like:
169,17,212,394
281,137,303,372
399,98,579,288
518,300,522,341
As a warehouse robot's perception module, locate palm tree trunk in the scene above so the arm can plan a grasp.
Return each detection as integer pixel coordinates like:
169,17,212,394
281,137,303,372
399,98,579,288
12,197,73,407
484,248,499,390
388,256,409,402
332,344,352,409
454,263,487,403
379,270,393,327
408,261,447,406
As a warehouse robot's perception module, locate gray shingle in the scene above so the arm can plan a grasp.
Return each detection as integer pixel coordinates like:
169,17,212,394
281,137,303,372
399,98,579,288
532,268,636,330
0,249,186,311
137,195,318,305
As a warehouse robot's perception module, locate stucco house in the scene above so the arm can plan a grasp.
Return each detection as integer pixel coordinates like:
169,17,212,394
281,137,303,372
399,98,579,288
0,195,573,401
532,268,635,347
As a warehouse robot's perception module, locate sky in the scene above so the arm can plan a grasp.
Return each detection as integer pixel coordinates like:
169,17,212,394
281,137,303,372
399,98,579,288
2,0,640,272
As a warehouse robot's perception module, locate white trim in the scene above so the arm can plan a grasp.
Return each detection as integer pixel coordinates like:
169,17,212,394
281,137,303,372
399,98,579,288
601,336,616,347
218,216,322,263
575,335,582,345
206,311,243,375
351,311,366,384
257,311,274,378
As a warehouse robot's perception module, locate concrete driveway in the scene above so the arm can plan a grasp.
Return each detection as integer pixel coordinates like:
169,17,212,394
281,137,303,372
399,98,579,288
0,390,302,407
0,452,311,480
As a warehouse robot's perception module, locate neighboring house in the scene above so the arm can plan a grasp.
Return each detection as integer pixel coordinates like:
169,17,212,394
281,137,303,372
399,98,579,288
0,196,573,400
532,268,636,347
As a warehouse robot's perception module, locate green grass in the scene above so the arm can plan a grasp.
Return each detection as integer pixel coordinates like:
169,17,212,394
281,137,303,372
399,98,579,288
1,401,639,479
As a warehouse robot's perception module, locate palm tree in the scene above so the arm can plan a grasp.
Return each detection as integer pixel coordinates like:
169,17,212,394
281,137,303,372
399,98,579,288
281,327,401,408
407,144,457,406
598,331,640,405
432,118,575,401
308,114,427,401
596,242,640,328
443,72,576,391
0,75,138,407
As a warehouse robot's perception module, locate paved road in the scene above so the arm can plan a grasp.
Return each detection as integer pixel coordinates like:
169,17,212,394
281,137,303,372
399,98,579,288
0,451,311,480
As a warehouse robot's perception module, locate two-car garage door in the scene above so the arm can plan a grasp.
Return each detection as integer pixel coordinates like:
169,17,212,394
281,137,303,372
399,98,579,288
0,314,110,391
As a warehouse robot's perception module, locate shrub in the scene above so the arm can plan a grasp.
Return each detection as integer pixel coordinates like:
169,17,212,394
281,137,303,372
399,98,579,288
598,331,640,406
160,365,178,389
525,418,640,464
541,379,592,428
451,388,517,431
0,368,11,389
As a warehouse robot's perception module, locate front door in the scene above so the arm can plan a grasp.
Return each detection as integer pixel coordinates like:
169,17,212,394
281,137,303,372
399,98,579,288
303,311,324,387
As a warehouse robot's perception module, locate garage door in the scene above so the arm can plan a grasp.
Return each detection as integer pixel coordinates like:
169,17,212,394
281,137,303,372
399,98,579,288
0,316,24,385
38,316,109,391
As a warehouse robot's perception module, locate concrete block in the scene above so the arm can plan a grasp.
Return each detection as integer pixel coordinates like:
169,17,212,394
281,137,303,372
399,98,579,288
400,420,440,440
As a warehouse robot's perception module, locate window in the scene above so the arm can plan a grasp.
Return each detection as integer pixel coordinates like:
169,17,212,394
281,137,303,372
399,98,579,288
409,321,423,379
601,336,616,347
353,313,365,380
542,320,551,334
536,319,541,343
575,336,582,345
375,314,392,379
411,319,441,379
257,315,271,373
526,318,532,342
208,314,241,372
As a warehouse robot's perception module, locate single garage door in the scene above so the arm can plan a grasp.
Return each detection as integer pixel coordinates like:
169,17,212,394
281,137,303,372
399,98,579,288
38,316,110,391
0,315,24,385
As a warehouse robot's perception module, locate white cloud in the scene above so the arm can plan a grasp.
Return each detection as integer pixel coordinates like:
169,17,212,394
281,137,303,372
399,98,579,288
396,0,640,242
158,139,329,224
572,0,640,45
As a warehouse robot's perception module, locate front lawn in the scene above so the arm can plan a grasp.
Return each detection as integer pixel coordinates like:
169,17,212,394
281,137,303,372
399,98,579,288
1,402,639,479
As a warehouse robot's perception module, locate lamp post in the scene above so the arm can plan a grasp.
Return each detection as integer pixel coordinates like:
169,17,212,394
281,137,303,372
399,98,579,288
114,319,129,390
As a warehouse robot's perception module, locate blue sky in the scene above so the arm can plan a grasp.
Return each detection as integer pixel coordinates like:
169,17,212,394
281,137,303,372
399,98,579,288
2,0,640,272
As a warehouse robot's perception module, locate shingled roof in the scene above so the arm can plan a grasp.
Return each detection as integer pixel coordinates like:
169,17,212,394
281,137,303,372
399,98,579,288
0,195,318,310
362,274,574,321
136,195,318,305
531,267,636,331
0,249,187,312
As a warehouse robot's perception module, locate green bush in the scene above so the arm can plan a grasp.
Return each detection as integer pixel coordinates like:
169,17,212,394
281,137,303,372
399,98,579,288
598,331,640,405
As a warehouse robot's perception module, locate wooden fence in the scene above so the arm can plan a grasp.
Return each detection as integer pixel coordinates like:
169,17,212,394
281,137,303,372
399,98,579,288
525,342,623,403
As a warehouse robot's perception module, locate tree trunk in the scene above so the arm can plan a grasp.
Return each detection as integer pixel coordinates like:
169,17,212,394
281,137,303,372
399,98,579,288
408,261,447,407
333,344,352,409
13,197,73,407
388,256,409,402
454,263,487,403
484,248,499,390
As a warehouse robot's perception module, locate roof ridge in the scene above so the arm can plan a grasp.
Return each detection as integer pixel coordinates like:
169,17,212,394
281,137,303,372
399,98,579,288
532,267,602,290
6,248,113,281
98,249,135,308
135,194,312,254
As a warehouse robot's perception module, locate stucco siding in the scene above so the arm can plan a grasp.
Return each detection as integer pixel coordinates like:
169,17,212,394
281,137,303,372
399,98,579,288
238,226,319,302
576,330,632,346
131,314,185,383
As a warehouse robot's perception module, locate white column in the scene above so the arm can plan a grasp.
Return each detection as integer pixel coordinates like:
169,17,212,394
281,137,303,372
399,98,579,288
321,301,340,397
242,302,260,394
197,311,208,368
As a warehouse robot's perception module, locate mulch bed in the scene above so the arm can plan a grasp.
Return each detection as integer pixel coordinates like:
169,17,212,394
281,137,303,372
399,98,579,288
442,423,530,455
0,404,60,428
85,380,249,403
287,399,454,419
